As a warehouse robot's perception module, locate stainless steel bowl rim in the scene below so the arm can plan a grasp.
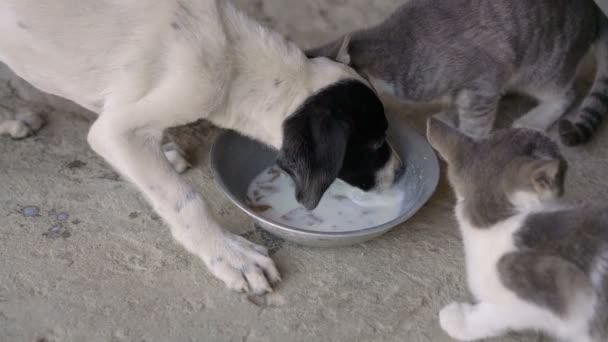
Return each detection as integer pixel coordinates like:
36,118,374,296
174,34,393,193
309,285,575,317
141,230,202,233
209,132,439,240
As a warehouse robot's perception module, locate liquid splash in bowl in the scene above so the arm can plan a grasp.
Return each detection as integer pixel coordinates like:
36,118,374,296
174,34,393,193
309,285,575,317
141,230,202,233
246,166,407,232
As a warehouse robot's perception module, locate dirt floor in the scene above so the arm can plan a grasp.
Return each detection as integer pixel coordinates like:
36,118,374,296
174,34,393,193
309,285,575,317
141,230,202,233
1,1,607,341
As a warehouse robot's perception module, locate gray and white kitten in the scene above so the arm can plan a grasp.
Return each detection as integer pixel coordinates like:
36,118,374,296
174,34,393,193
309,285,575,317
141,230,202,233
427,118,608,342
308,0,608,145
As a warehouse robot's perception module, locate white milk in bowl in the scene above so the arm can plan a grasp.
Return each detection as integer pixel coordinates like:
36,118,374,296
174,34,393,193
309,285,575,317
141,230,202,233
246,166,406,232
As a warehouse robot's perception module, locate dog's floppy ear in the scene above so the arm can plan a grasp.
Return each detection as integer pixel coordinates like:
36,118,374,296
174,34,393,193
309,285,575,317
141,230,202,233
426,118,473,163
277,111,348,210
305,36,352,65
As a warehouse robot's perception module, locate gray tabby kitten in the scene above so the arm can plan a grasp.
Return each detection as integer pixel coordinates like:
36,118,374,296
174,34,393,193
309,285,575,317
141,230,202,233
426,118,608,342
308,0,608,145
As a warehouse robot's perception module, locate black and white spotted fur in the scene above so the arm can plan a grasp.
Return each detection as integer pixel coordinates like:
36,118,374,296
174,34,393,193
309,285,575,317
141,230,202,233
309,0,608,145
0,0,402,293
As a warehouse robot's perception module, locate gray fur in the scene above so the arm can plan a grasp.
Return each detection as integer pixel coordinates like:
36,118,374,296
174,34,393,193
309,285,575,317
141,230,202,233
426,119,566,227
591,249,608,341
515,208,608,272
309,0,607,143
560,16,608,146
504,208,608,335
498,251,593,317
428,118,608,340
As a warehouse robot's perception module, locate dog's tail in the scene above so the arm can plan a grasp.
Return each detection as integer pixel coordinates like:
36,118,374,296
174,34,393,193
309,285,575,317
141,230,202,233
559,12,608,146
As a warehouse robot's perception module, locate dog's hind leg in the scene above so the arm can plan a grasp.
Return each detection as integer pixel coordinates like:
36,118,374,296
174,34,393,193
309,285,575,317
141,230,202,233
88,105,280,294
0,109,44,139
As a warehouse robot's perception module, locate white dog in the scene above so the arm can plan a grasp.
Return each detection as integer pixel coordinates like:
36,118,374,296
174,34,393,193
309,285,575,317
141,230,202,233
0,0,402,293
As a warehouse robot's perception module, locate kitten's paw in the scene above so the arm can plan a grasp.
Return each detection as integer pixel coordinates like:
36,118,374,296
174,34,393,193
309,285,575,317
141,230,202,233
512,117,546,132
163,142,191,173
0,119,31,139
558,119,586,146
439,302,476,341
17,110,45,132
0,111,45,139
206,233,281,294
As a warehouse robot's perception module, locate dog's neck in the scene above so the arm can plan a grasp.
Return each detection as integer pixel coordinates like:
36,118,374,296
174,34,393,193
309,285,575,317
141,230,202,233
207,2,361,149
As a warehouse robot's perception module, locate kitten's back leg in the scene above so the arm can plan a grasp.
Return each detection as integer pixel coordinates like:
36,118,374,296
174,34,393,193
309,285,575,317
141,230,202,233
513,87,576,132
559,17,608,146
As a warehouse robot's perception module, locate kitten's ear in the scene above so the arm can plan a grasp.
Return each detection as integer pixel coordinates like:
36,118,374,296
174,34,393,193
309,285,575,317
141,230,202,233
305,35,352,65
335,36,351,65
426,118,473,162
530,159,567,198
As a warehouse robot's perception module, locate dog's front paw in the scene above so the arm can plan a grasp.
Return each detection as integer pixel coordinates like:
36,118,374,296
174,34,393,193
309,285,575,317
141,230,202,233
206,233,281,294
439,302,475,341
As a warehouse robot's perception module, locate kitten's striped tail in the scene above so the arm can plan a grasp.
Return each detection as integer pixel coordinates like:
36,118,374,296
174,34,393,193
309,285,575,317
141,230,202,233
559,15,608,146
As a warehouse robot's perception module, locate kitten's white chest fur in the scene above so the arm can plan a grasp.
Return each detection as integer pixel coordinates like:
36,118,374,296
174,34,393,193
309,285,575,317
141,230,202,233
454,192,555,303
427,118,603,340
447,195,597,342
454,201,523,303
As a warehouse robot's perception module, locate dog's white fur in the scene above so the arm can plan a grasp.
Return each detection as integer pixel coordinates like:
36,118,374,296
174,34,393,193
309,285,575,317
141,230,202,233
0,0,377,293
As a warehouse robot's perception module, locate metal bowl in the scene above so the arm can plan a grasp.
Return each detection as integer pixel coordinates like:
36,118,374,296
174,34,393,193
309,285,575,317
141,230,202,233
209,113,440,247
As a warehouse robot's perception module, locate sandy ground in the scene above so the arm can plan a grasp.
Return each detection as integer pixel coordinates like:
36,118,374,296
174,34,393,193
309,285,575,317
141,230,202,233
1,1,608,341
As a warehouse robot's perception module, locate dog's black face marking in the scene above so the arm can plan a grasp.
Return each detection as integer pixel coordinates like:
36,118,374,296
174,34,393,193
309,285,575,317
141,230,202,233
338,136,392,191
277,79,393,210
